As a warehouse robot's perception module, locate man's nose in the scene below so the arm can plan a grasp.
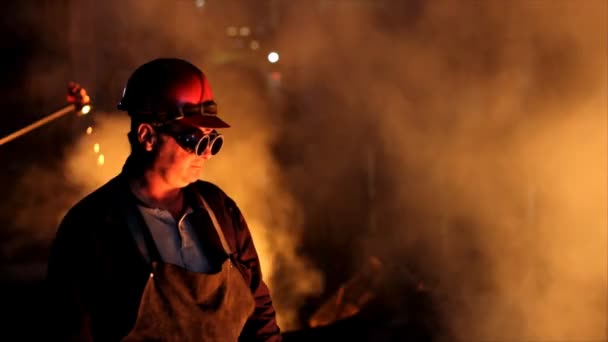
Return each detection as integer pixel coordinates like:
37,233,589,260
199,146,212,160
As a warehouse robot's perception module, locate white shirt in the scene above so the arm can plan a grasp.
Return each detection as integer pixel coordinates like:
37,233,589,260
137,204,213,273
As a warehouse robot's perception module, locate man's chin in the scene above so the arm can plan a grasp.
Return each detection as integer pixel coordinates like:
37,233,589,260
188,169,204,182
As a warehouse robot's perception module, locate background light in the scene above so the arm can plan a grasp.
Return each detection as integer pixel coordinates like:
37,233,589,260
268,51,279,63
239,26,250,36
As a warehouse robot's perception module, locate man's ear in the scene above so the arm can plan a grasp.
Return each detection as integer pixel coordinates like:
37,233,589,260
137,124,157,152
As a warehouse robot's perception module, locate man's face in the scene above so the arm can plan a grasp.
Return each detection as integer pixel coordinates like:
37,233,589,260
152,124,216,188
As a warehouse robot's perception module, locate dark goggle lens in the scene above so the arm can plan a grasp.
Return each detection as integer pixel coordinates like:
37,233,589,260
163,126,223,156
195,135,209,156
187,132,223,156
209,135,223,155
174,132,200,153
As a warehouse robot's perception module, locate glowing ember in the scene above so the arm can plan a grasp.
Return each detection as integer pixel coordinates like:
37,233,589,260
80,104,91,115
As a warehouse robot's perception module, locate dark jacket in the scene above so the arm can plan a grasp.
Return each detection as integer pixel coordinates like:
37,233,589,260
46,172,281,341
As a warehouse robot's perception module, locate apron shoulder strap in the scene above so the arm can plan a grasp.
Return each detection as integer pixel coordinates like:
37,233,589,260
195,192,233,255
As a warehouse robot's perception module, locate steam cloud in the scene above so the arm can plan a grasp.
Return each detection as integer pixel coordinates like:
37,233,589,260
275,0,607,339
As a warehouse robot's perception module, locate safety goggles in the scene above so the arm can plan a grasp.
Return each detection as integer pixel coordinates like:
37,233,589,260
158,125,223,156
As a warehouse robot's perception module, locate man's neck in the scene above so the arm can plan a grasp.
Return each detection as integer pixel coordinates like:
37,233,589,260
130,171,183,212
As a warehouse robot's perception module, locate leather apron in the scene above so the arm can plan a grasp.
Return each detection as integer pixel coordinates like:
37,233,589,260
122,193,255,342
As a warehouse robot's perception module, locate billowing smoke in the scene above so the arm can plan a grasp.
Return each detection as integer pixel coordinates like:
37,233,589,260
204,67,324,330
274,0,606,339
64,113,130,188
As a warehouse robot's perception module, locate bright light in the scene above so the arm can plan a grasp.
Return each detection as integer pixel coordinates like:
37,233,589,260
86,126,93,135
226,26,237,37
250,40,260,50
93,143,100,153
80,104,91,115
239,26,250,36
97,154,105,166
195,0,205,7
267,52,279,63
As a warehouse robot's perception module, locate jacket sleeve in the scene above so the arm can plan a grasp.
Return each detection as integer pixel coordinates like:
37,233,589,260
45,208,96,342
227,200,282,342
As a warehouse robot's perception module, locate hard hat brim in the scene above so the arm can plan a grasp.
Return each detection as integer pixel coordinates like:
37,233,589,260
178,114,231,129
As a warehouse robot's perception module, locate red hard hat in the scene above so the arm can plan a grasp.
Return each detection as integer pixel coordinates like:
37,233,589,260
117,58,230,128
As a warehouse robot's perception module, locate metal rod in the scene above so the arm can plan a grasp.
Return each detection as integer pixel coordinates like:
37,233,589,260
0,104,76,146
